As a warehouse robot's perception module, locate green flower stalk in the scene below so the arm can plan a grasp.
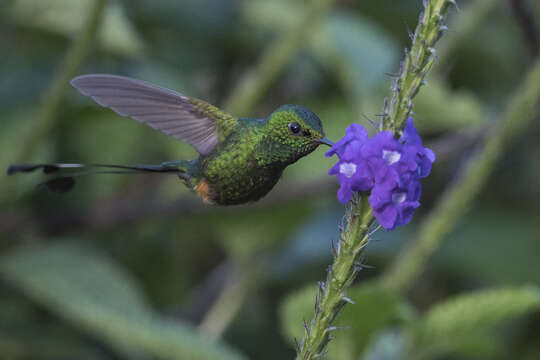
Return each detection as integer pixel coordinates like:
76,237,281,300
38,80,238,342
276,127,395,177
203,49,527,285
295,1,455,359
296,196,373,359
383,0,455,131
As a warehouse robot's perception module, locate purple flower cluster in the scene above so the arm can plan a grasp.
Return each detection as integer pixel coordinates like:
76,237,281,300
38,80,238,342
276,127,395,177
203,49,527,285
327,118,435,230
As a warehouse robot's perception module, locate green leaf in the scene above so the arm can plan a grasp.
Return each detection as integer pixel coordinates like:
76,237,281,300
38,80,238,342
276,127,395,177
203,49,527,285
0,293,107,359
0,241,246,360
409,286,540,359
0,329,107,360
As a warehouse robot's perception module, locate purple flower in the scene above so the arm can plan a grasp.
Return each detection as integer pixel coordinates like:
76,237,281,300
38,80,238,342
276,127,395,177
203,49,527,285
360,131,399,183
327,126,372,203
401,118,436,178
369,177,421,230
327,118,435,230
326,124,369,158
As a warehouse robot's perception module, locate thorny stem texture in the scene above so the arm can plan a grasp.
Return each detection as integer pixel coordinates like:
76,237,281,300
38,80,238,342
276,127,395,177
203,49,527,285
383,0,455,132
296,196,373,360
295,1,456,359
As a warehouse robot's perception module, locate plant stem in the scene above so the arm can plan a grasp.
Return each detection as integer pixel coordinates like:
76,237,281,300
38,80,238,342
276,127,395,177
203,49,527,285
14,0,106,163
383,0,455,132
381,56,540,294
295,1,456,358
223,0,333,116
296,196,373,360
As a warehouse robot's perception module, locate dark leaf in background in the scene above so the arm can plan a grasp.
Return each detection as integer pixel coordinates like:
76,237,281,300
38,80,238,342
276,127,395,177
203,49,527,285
0,242,246,360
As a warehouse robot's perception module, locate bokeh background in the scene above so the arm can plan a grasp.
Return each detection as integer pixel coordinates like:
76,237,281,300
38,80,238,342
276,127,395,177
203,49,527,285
1,0,540,359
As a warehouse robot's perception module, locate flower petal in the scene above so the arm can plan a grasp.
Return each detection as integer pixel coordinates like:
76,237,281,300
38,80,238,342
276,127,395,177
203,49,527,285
397,201,420,226
328,118,434,231
402,117,422,146
374,205,398,230
337,182,354,203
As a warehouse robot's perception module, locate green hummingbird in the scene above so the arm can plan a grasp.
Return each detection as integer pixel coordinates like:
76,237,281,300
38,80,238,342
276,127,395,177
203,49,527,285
8,75,333,205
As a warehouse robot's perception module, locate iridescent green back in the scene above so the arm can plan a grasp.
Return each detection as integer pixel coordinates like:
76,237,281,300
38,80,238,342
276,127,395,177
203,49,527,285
193,105,325,205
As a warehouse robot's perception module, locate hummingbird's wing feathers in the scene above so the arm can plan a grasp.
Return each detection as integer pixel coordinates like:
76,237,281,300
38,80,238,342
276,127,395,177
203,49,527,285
71,74,237,155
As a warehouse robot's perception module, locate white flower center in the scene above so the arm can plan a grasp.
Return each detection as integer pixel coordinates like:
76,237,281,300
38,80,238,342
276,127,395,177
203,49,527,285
382,150,401,165
392,192,406,205
339,162,357,178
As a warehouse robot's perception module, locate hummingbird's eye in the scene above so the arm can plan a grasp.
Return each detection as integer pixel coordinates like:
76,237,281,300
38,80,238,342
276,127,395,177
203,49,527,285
288,122,301,134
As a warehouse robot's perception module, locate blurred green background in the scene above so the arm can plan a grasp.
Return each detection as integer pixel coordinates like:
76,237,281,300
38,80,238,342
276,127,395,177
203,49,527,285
1,0,540,359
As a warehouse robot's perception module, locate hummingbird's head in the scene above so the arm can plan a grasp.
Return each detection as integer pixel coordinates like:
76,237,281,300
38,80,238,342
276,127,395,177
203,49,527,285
265,105,333,163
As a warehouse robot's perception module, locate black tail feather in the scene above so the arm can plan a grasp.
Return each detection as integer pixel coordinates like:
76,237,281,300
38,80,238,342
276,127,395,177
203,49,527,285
7,164,71,175
7,163,184,176
7,162,188,193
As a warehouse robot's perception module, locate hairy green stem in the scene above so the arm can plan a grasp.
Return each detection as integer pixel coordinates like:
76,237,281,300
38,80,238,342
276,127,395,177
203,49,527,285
295,1,455,358
224,0,333,116
381,57,540,294
14,0,106,163
383,0,454,131
296,196,373,360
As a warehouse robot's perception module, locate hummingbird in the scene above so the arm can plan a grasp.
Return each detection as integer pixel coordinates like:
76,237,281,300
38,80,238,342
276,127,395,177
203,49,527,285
8,74,333,205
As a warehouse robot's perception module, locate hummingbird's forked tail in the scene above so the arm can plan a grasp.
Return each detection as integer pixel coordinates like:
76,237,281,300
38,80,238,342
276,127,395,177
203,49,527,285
7,162,190,193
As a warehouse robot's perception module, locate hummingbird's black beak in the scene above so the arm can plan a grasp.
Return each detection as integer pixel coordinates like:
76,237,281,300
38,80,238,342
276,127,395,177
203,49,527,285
317,137,334,147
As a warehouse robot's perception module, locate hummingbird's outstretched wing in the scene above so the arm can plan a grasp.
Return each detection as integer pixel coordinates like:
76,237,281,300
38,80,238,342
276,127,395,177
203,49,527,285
71,74,238,155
